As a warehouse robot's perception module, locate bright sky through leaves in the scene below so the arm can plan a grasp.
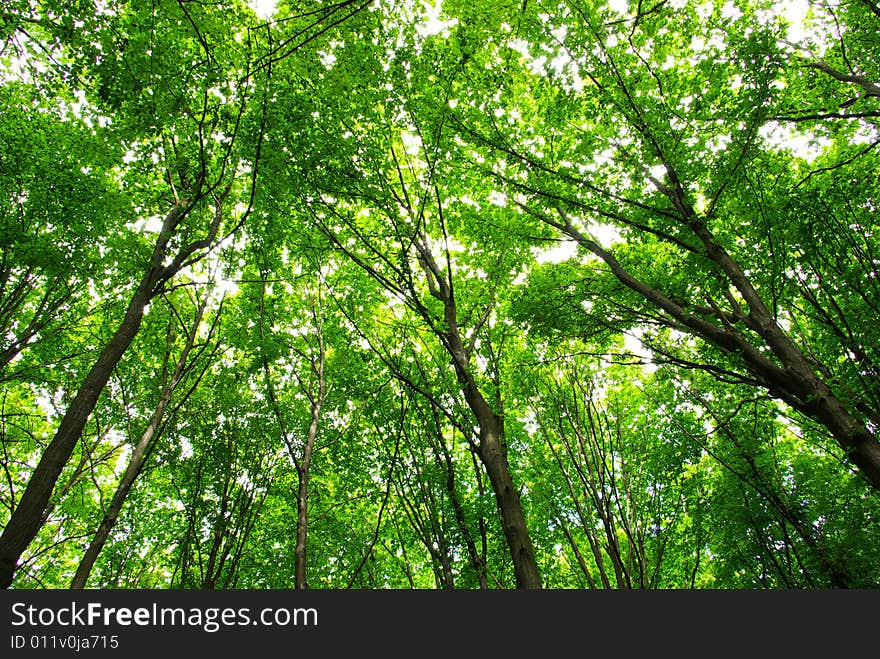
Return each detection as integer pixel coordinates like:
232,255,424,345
2,0,880,592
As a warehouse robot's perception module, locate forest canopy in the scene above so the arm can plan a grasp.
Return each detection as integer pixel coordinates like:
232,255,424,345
1,0,880,589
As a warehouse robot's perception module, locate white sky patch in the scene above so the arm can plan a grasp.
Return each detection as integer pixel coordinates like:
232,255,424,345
400,129,423,155
382,288,408,317
125,216,164,233
624,329,657,374
507,38,531,59
217,277,240,296
588,222,621,246
781,0,809,43
534,240,578,263
695,2,713,20
249,0,277,19
417,0,459,38
318,40,346,70
760,122,830,162
113,442,133,476
720,1,742,21
528,55,548,76
444,236,465,252
648,164,666,181
488,190,507,206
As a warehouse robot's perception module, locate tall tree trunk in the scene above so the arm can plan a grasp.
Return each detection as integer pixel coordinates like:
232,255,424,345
70,388,169,590
0,200,198,588
259,274,326,590
475,417,542,589
295,298,326,590
202,432,236,590
0,271,158,588
315,167,541,586
417,241,542,589
70,293,210,589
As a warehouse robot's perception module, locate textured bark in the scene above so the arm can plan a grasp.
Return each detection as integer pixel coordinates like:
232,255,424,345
417,240,542,589
476,422,542,589
71,295,209,589
0,202,189,588
0,275,156,589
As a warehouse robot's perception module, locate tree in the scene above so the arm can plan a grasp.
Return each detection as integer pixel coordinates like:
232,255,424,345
70,281,222,588
442,0,880,492
3,0,880,591
0,0,265,587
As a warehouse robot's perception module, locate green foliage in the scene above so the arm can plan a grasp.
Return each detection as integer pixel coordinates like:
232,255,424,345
2,0,880,589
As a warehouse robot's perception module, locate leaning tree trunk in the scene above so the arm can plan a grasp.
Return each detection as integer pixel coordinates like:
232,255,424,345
0,267,160,588
70,293,210,589
417,240,542,589
69,392,168,590
0,199,205,589
552,210,880,494
475,412,542,589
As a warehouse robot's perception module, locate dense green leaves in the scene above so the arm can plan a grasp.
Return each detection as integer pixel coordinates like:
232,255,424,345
2,0,880,589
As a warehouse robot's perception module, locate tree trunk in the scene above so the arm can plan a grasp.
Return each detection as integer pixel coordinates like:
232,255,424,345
476,420,542,589
557,219,880,492
70,294,209,589
450,327,541,588
0,200,193,588
0,273,156,588
70,399,166,589
417,239,542,589
259,276,327,591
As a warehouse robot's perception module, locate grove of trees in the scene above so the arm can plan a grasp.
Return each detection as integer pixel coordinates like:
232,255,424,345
2,0,880,589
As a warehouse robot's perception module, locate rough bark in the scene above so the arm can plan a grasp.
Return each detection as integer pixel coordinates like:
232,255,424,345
417,240,542,589
0,200,197,588
70,294,209,589
476,420,542,589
